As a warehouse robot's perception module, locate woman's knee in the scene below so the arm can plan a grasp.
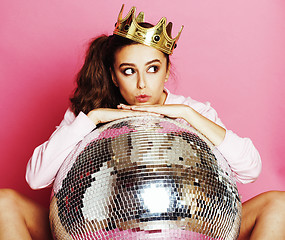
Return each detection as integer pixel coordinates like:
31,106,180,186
259,191,285,206
257,191,285,217
0,189,22,212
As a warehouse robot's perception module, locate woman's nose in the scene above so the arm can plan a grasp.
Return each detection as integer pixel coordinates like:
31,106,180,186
137,74,146,89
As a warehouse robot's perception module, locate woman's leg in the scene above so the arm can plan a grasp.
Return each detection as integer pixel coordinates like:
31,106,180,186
0,189,52,240
238,191,285,240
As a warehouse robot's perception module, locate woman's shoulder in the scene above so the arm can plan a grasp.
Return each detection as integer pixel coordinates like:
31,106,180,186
57,108,76,127
59,108,95,129
165,89,224,126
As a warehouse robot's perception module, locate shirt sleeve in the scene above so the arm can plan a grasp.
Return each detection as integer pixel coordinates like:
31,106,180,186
25,109,96,189
216,130,262,184
182,98,262,184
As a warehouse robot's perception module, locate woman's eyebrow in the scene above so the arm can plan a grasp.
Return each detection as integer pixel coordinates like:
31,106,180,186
119,59,161,69
119,63,135,68
146,59,161,65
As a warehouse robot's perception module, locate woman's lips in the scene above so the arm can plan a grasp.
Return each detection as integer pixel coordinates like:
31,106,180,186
136,94,151,103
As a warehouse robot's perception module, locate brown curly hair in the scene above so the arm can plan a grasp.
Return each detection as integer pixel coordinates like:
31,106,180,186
70,24,170,116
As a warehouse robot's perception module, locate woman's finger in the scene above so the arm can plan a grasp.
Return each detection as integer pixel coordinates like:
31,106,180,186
117,104,132,110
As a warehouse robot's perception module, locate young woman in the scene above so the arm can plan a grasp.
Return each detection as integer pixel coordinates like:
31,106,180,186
0,5,284,240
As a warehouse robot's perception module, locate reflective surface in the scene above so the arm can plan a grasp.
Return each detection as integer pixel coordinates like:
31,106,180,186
50,116,241,239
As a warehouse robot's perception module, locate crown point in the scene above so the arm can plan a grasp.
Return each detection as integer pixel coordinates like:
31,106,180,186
118,4,125,20
136,12,145,23
159,17,167,25
113,5,183,55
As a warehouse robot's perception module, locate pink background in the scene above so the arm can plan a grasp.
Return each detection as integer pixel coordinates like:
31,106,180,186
1,0,284,208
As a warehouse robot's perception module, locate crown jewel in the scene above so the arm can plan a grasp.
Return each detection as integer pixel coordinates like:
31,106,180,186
113,5,183,55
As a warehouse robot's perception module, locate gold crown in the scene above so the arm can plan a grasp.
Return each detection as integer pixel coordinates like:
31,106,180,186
113,5,183,55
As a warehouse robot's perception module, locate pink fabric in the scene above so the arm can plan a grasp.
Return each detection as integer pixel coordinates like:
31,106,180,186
26,112,96,189
165,89,262,183
26,89,261,189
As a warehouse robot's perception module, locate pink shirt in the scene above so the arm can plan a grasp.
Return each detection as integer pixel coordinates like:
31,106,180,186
26,90,262,189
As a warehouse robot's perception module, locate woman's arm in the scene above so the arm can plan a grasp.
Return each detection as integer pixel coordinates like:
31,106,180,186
87,108,161,125
26,110,96,189
216,130,262,183
118,104,225,146
26,108,157,189
118,103,262,183
181,105,226,146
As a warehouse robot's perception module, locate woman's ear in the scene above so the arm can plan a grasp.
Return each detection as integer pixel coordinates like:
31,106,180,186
110,68,119,87
165,63,171,83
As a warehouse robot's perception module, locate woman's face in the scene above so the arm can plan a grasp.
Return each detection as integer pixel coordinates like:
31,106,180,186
112,44,170,105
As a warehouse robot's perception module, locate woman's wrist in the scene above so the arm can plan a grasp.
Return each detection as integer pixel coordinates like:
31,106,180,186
183,106,226,146
182,106,197,125
87,109,100,125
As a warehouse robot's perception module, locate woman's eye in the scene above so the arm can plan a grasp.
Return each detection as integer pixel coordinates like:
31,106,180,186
123,68,134,75
148,66,158,73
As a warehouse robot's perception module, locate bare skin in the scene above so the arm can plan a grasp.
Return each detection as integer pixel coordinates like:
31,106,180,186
118,103,226,146
88,44,226,147
238,191,285,240
87,108,162,125
0,189,52,240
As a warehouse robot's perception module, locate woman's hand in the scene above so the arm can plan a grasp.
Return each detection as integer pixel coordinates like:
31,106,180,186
118,103,226,146
117,104,186,119
87,108,161,125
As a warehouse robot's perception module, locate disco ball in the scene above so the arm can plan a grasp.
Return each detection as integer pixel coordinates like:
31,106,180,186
50,116,241,240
